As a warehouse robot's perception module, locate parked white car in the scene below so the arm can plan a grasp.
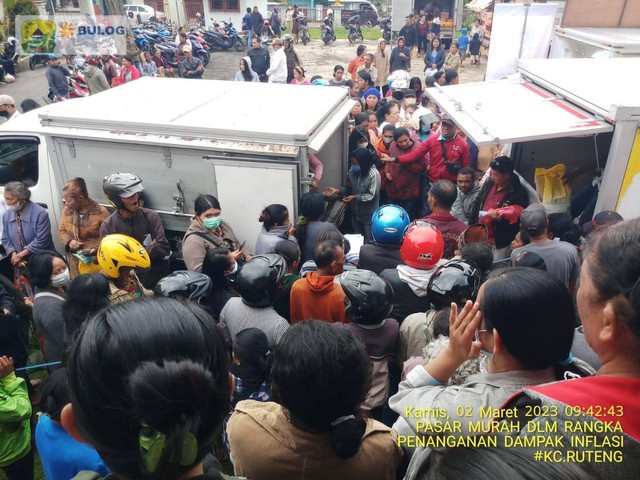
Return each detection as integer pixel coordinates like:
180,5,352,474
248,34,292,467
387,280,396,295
124,5,165,22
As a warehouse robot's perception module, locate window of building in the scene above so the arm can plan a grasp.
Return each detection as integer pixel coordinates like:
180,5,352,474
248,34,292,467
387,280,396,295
209,0,239,12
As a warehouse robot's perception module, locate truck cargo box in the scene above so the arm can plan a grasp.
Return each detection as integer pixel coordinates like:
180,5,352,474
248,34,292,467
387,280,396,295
0,78,355,254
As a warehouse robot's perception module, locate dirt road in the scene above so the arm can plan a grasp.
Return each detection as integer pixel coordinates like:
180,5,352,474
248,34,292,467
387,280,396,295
209,38,486,84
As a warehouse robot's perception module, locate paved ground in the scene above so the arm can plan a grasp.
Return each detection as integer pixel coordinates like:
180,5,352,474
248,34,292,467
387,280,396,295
0,39,486,108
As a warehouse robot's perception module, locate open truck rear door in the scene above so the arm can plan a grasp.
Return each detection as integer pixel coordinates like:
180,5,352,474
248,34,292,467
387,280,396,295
426,77,613,147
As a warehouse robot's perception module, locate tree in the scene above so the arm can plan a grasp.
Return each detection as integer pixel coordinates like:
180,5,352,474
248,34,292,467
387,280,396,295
103,0,125,16
4,0,38,39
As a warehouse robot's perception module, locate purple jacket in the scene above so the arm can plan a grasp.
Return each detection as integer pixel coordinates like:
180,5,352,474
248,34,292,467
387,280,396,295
2,201,55,255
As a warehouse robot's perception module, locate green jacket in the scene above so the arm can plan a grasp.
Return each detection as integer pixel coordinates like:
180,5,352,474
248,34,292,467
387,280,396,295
0,373,32,467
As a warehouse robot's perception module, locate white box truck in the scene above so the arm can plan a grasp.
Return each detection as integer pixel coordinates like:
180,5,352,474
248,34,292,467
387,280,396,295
0,78,355,258
426,57,640,219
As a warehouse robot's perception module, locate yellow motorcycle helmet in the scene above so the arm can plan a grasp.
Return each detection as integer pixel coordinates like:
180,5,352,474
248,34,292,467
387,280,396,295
97,234,151,278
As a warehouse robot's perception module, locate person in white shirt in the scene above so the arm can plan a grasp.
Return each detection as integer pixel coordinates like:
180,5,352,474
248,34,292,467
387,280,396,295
0,95,19,122
266,38,287,83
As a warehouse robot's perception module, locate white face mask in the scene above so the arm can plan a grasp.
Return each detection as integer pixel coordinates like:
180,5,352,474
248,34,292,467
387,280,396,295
51,269,71,288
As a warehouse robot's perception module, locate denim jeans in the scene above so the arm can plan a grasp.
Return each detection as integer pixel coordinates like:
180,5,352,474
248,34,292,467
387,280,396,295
245,29,253,48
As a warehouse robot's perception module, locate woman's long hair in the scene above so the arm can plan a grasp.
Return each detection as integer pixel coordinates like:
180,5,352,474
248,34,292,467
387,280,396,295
240,58,253,82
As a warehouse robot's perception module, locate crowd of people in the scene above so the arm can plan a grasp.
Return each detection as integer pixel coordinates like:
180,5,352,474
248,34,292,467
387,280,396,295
0,160,636,480
0,7,638,480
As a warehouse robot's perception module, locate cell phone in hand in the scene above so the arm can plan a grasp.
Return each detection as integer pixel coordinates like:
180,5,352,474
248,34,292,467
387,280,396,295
239,240,246,249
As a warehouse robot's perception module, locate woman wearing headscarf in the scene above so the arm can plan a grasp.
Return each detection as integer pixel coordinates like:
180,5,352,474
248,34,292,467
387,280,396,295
235,57,259,82
373,38,390,95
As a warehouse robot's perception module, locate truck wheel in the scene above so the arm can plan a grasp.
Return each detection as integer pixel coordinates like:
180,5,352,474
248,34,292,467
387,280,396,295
234,37,245,52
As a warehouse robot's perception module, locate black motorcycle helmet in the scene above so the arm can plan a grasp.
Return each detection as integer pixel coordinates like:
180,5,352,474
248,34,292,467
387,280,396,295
102,172,143,210
341,269,394,325
154,271,212,303
427,259,481,311
236,254,287,308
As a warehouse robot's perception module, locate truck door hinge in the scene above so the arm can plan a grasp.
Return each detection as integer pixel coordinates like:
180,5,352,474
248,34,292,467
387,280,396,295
163,147,172,167
67,139,76,158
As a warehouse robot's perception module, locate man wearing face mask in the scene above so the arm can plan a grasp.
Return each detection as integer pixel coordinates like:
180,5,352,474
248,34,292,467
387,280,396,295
381,115,470,185
100,173,171,289
0,95,19,122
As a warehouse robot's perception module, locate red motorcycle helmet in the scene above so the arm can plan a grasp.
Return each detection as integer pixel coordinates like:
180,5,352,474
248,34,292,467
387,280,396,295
400,221,444,270
264,19,270,26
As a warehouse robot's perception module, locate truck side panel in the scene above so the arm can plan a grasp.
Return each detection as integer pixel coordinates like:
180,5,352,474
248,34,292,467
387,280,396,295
47,138,301,254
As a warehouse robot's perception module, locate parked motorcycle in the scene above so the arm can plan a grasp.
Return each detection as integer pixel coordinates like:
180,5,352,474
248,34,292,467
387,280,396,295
29,54,49,70
347,16,364,44
261,20,276,46
47,64,90,102
222,21,245,51
188,34,211,66
299,17,310,45
380,17,392,43
321,16,336,45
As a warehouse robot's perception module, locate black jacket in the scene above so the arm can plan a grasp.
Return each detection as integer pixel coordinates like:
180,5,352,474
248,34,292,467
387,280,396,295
248,46,270,75
359,244,403,275
468,175,529,249
251,12,264,33
399,24,418,46
380,269,431,323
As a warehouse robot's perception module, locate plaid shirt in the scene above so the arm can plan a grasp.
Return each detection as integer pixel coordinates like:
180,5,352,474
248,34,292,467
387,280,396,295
224,376,272,453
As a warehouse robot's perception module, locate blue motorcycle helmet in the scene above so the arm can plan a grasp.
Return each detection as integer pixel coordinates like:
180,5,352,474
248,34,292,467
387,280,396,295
371,205,411,245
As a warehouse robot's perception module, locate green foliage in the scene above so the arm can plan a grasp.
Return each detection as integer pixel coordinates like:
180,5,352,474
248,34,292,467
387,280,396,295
309,26,381,41
4,0,38,38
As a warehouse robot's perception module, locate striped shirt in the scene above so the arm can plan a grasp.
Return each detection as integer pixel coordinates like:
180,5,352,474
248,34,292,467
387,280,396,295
219,298,289,348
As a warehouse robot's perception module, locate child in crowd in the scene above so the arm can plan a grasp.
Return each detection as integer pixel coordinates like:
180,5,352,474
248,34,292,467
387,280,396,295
457,27,470,65
0,355,32,480
35,369,110,480
341,270,399,422
469,32,481,66
224,328,272,453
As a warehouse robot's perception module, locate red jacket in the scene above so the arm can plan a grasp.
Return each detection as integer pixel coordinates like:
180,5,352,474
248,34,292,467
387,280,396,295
398,134,470,182
385,140,426,200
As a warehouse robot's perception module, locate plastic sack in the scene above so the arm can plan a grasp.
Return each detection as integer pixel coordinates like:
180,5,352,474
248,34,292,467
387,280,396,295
535,164,571,213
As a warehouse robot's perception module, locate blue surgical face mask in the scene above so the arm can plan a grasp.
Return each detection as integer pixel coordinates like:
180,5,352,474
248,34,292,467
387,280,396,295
203,216,222,230
351,164,361,173
420,125,430,133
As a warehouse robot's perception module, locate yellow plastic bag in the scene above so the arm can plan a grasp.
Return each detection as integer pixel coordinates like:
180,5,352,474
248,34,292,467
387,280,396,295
535,164,572,213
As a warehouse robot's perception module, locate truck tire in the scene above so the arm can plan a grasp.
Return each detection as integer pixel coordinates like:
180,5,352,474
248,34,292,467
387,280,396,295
234,37,245,52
